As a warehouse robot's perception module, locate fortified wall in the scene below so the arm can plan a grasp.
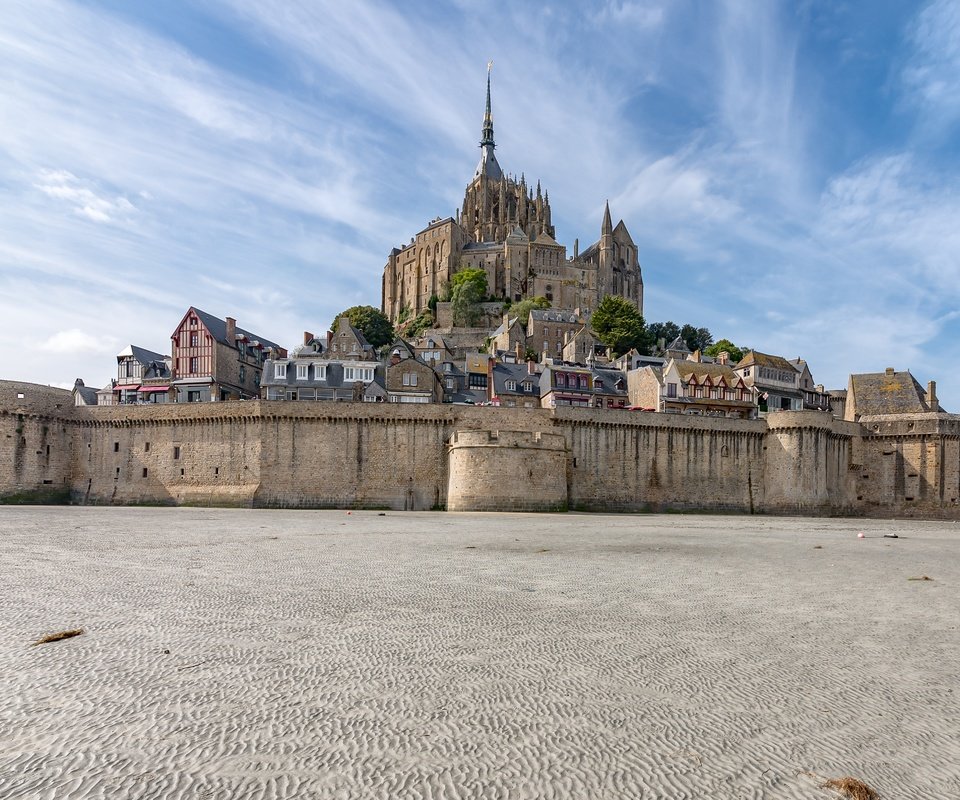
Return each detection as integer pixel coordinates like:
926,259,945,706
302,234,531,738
3,380,959,517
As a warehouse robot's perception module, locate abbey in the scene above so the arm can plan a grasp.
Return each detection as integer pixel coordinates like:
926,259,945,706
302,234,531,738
382,67,643,323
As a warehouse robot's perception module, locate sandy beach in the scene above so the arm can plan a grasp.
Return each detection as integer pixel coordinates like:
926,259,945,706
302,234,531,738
1,508,958,799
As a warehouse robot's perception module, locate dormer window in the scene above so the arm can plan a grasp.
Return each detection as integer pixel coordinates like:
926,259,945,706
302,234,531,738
275,363,287,379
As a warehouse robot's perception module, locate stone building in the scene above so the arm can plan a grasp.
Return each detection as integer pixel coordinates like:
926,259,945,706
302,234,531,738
381,66,643,324
261,321,384,402
733,351,804,414
629,358,757,418
845,368,943,421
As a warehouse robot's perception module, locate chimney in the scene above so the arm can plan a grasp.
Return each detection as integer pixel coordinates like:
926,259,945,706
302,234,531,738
717,350,729,365
927,380,938,408
303,331,314,346
574,238,579,259
503,312,510,328
326,330,333,348
515,341,523,361
225,316,236,343
390,351,401,366
528,358,537,375
885,367,895,376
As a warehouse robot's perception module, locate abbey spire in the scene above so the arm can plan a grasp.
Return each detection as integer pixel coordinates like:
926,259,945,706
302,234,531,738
473,61,503,181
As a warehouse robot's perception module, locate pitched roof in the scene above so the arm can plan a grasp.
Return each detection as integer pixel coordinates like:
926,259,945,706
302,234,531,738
530,309,579,324
118,344,167,365
735,350,797,372
671,360,744,385
850,370,942,415
191,307,283,351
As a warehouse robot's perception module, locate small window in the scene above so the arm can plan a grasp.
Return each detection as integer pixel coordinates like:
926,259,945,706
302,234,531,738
275,363,287,379
114,442,119,452
315,365,326,381
239,365,246,383
189,357,199,373
142,468,148,478
145,442,150,452
505,380,517,391
174,446,181,460
189,317,198,327
297,364,309,380
190,333,198,347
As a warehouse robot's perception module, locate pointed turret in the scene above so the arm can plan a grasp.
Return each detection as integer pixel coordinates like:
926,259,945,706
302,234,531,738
601,200,613,235
473,61,503,182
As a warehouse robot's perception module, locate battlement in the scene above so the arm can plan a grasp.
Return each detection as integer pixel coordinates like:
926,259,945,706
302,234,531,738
3,380,960,517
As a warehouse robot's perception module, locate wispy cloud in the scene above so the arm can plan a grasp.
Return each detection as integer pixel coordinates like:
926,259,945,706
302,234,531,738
34,170,139,224
902,0,960,128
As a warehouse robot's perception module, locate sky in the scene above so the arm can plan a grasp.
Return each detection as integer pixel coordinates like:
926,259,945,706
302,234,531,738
2,0,959,406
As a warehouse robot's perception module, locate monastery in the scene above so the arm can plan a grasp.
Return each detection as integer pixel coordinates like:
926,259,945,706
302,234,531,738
382,66,643,322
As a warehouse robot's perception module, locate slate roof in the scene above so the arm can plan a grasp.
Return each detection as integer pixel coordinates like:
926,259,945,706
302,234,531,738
590,367,628,397
72,379,98,405
462,241,502,252
579,239,600,259
850,370,943,415
192,307,283,351
491,362,541,398
119,344,167,366
261,359,382,390
529,309,579,324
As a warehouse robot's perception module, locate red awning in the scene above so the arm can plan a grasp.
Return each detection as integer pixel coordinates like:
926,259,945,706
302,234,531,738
116,384,140,390
138,386,169,392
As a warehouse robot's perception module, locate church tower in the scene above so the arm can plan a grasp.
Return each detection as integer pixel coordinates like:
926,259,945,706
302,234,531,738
461,65,554,243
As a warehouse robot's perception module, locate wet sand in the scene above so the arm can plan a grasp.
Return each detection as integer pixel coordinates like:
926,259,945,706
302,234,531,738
2,507,958,799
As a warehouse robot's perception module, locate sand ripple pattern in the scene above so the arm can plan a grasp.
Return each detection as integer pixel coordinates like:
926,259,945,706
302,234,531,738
1,508,958,799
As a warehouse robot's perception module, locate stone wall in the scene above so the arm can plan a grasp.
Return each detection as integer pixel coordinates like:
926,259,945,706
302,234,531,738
7,378,960,517
448,430,568,511
0,382,75,503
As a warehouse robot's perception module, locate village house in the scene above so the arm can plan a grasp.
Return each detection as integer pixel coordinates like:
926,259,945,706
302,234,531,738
261,328,386,403
733,350,803,414
789,357,832,412
539,362,594,408
112,344,173,405
590,365,629,409
628,358,757,418
171,308,284,402
528,309,582,360
385,340,443,403
489,360,541,407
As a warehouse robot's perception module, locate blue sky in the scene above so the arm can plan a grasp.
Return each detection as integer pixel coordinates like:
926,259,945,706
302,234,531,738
2,0,959,406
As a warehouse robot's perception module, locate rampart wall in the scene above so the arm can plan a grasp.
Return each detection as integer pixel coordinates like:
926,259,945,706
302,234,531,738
4,379,960,518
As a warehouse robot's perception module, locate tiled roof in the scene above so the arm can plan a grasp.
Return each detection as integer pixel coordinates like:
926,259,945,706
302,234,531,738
672,361,742,384
735,350,797,372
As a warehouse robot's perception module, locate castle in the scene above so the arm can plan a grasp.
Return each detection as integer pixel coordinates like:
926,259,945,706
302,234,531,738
381,66,643,322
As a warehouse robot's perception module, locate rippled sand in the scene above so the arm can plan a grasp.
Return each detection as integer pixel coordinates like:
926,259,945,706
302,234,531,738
2,508,958,799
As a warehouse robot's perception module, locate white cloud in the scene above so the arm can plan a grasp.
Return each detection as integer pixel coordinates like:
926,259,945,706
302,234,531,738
591,1,664,29
34,169,138,224
903,0,960,124
39,328,118,354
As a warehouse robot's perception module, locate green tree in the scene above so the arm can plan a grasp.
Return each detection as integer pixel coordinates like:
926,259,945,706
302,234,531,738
399,309,434,339
330,305,394,349
590,295,652,357
680,324,713,352
450,268,488,327
704,338,745,363
508,296,551,324
647,321,681,348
